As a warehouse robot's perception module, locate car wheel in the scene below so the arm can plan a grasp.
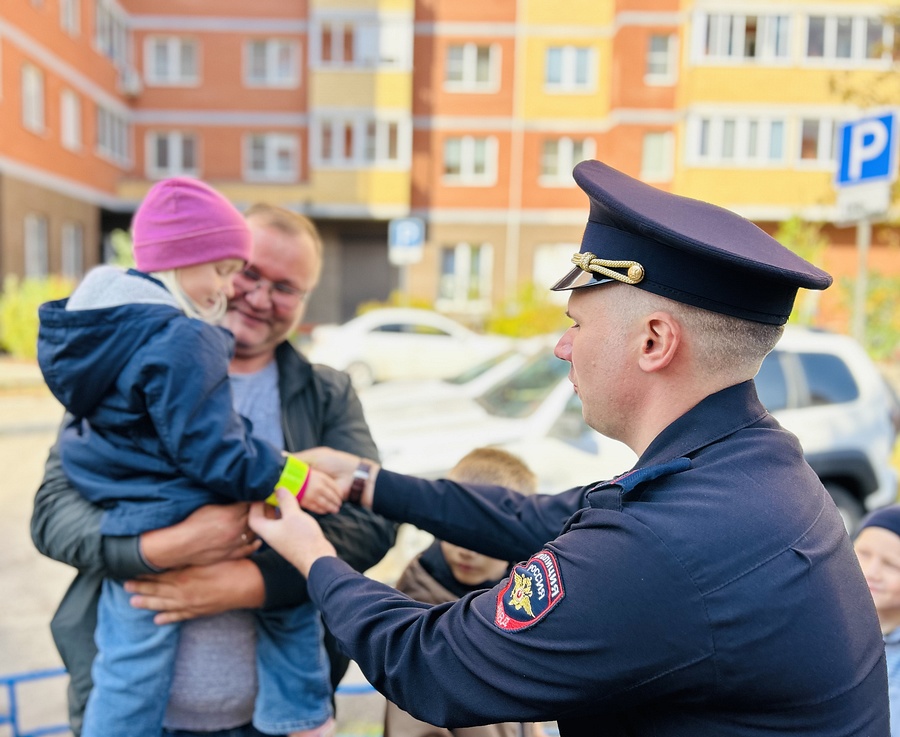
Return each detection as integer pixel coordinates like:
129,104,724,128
824,482,864,534
346,361,375,389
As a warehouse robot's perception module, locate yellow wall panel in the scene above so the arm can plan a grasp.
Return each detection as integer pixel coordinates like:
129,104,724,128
674,169,839,209
311,71,412,109
682,67,869,105
312,170,411,206
524,0,611,26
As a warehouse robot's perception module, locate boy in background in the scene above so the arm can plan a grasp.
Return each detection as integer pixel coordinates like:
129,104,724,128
384,447,544,737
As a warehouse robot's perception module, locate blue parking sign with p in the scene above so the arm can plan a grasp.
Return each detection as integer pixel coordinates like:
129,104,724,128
836,112,899,187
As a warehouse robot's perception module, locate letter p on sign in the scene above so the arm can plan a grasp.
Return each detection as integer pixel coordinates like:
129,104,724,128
836,112,899,187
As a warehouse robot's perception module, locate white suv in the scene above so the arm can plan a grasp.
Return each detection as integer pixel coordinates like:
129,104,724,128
756,326,900,531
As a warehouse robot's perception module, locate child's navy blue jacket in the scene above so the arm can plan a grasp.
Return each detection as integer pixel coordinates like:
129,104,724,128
37,297,285,536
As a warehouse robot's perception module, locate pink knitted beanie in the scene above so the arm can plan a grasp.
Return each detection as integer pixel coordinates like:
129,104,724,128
131,178,252,272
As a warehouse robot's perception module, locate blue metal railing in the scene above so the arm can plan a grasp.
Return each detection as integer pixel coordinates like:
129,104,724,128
0,667,70,737
0,668,379,737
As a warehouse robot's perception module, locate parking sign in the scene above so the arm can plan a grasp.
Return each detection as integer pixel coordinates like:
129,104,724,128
835,112,899,187
388,217,426,266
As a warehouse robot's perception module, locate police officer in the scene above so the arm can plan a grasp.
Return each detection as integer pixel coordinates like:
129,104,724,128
250,161,889,736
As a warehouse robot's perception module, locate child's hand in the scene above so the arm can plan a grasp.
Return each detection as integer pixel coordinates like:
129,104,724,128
299,467,342,515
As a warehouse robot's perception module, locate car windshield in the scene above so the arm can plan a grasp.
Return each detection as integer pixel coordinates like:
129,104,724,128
476,351,569,419
445,350,516,386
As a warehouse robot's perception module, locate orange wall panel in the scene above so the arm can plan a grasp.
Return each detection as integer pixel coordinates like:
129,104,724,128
122,1,307,19
415,0,516,24
611,26,678,109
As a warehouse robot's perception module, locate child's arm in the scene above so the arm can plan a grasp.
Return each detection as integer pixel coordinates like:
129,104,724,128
297,467,342,515
264,457,341,515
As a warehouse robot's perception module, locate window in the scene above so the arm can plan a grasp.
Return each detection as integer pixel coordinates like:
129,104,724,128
438,243,493,308
646,34,677,84
95,0,127,67
317,18,411,69
806,16,891,62
96,105,129,164
146,132,198,178
24,214,49,279
540,137,595,185
61,90,81,151
22,63,45,133
702,14,790,61
245,134,298,182
534,242,578,303
145,37,197,85
445,43,499,92
691,115,786,165
61,222,84,279
799,118,835,164
364,120,399,164
641,131,674,181
442,136,498,185
544,46,593,92
60,0,80,36
314,116,407,167
246,40,299,88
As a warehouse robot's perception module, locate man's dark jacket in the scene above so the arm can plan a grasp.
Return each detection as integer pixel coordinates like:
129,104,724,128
30,341,396,734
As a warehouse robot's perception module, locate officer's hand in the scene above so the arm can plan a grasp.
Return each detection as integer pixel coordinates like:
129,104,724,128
139,502,260,570
297,446,380,505
249,488,337,577
124,558,265,625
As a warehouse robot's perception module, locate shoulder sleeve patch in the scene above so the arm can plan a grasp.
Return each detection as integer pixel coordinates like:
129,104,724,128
495,550,564,632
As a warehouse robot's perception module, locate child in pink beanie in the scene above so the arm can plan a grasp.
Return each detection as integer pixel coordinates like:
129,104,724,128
37,177,338,737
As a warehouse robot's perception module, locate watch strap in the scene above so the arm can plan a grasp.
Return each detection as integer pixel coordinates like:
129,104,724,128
349,460,373,505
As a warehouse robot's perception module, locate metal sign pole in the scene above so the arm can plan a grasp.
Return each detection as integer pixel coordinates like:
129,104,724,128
852,218,871,343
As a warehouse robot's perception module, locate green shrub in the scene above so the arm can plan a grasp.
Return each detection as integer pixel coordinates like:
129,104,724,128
486,283,570,338
0,275,75,359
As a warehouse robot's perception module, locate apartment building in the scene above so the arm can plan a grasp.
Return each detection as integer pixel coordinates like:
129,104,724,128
1,0,897,327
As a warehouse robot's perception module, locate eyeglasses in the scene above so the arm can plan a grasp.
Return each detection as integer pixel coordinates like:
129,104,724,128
234,267,308,310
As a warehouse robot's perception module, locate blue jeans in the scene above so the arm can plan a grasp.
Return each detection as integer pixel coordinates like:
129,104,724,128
82,579,332,737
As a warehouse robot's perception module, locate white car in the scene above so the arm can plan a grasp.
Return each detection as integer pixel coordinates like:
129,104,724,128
363,348,638,493
304,308,511,388
756,326,899,530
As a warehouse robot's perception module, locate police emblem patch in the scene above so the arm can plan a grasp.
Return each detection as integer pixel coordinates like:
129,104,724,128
495,550,564,631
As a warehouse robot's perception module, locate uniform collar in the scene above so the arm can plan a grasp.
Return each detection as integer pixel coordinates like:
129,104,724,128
584,380,767,511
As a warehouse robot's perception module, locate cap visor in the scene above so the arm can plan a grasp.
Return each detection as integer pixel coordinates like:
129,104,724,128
550,267,615,292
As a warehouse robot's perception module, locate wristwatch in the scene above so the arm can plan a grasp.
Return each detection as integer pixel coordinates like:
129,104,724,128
348,460,373,505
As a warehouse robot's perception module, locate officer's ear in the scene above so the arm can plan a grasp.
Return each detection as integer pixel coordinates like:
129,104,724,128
636,311,680,374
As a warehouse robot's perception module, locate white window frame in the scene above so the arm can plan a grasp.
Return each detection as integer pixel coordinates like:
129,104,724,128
641,131,675,181
804,15,893,65
442,136,498,186
60,0,80,37
540,137,596,186
94,0,128,68
534,243,578,304
444,43,501,93
544,45,595,93
95,105,130,166
688,114,787,167
436,242,493,312
314,17,411,70
24,214,49,279
61,89,82,151
146,131,199,178
22,63,45,134
697,13,791,63
313,114,410,169
645,34,678,85
145,36,198,86
244,133,299,182
61,222,85,279
245,39,300,88
797,117,836,167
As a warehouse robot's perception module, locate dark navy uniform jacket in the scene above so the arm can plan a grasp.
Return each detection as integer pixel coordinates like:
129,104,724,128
308,380,889,736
